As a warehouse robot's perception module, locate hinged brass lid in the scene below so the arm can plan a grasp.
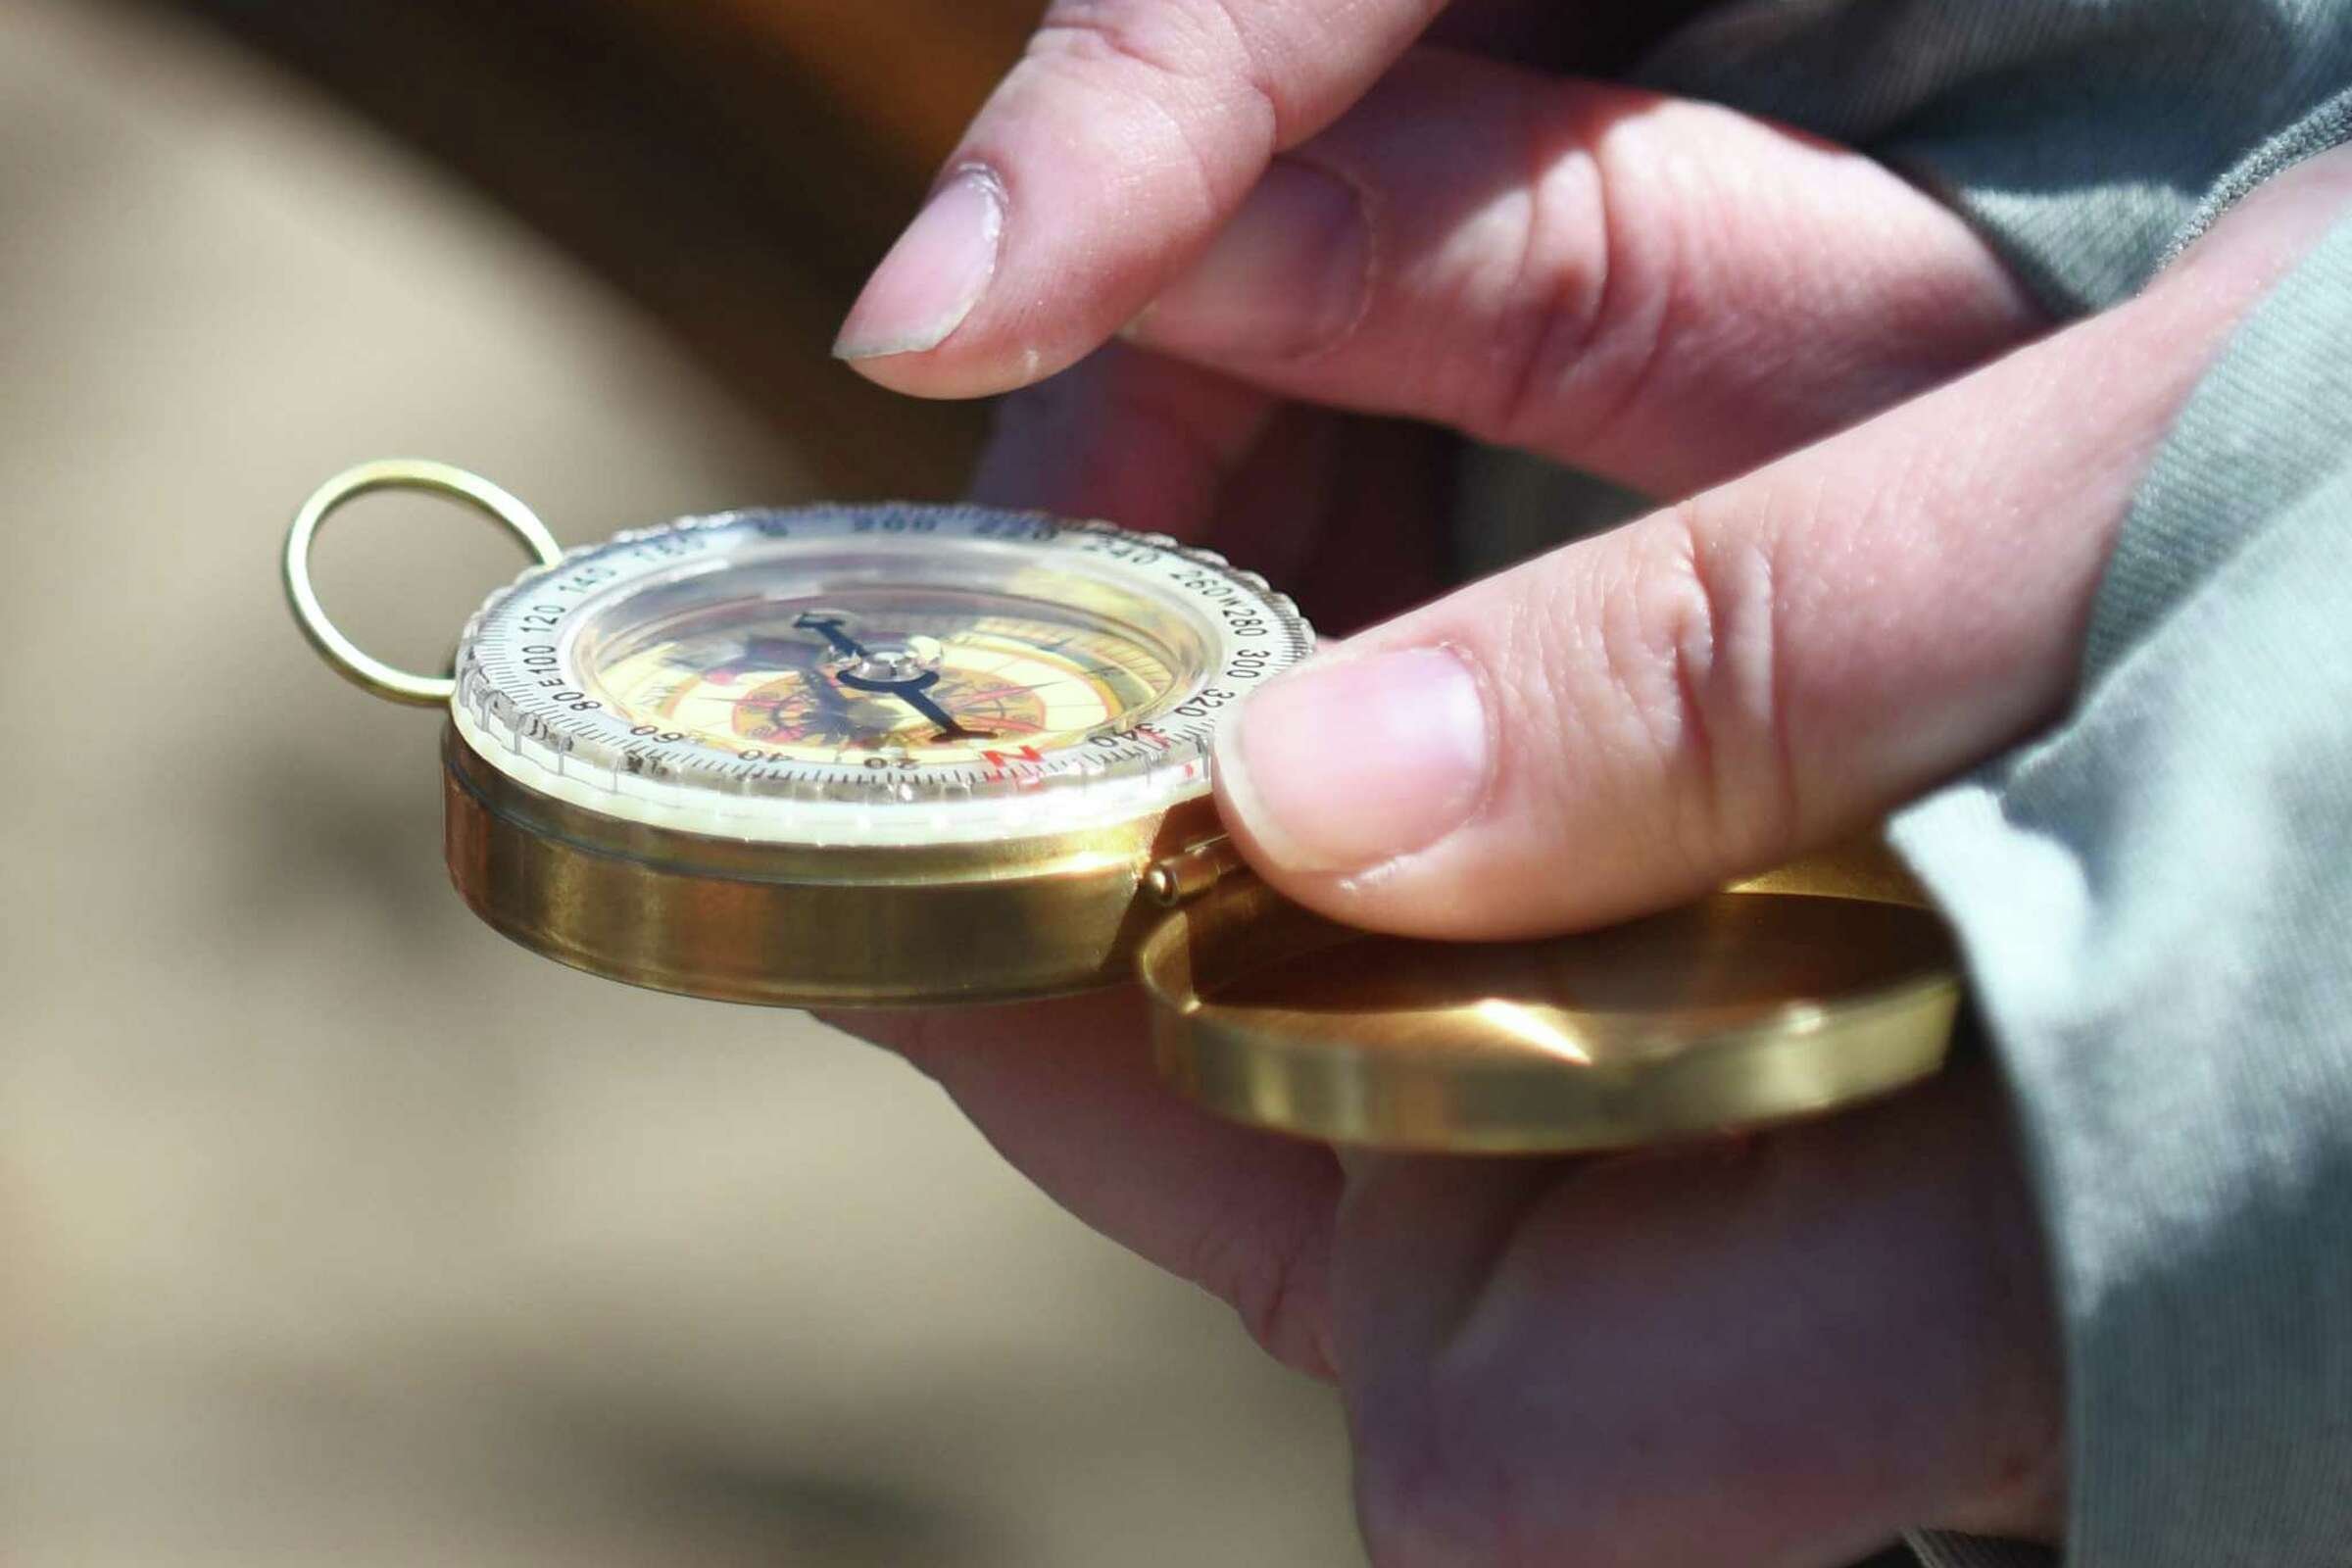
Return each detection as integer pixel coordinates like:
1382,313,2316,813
1138,839,1962,1153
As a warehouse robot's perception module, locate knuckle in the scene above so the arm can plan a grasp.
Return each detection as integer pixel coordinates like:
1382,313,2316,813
1470,104,1685,456
1600,499,1800,878
1185,1204,1334,1378
1017,49,1212,223
1014,9,1223,219
1027,0,1282,158
1195,0,1288,140
1032,1,1201,83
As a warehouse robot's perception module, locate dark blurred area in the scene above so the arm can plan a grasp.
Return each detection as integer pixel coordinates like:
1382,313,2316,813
0,0,1361,1560
136,0,1019,495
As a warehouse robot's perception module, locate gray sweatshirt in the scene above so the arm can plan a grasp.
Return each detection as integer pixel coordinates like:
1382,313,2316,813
1518,5,2352,1562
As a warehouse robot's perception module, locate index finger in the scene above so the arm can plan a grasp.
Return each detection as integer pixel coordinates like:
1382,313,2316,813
833,0,1446,396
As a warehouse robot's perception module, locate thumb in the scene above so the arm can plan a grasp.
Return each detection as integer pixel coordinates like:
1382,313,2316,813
1211,147,2352,936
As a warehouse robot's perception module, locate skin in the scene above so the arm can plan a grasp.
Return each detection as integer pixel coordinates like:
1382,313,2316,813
827,4,2352,1560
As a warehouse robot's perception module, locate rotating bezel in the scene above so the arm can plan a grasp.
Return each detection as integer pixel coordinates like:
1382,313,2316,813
453,502,1313,846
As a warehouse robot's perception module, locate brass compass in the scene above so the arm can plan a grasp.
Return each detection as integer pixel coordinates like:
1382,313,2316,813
284,460,1961,1153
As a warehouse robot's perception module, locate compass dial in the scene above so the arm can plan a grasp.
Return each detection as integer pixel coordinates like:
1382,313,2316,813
587,592,1181,766
452,504,1312,844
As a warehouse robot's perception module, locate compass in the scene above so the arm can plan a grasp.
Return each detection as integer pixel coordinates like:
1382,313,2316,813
283,460,1963,1152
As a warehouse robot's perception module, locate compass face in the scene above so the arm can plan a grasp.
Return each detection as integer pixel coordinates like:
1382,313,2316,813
452,504,1312,844
585,589,1184,767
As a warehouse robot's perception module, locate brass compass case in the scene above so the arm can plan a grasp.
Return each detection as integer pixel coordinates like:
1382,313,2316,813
443,729,1222,1006
287,462,1964,1154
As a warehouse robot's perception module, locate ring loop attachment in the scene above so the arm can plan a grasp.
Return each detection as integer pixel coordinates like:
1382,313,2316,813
283,459,564,707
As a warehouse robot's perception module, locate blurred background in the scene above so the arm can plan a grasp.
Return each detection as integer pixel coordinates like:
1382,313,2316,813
0,0,1366,1560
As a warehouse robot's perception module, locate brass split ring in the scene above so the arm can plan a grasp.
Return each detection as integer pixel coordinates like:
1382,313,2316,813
282,459,564,706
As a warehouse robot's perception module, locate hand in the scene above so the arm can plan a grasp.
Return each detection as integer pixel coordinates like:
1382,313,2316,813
830,3,2352,1558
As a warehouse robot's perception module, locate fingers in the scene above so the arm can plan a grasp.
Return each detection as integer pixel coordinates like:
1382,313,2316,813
834,0,1447,395
1335,1060,2065,1565
1126,49,2041,497
1213,145,2352,938
833,993,1344,1378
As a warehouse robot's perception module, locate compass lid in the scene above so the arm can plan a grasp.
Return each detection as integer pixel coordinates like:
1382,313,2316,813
1138,837,1961,1153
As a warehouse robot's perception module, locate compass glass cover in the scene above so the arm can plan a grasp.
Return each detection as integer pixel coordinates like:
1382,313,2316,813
452,504,1312,843
585,583,1190,765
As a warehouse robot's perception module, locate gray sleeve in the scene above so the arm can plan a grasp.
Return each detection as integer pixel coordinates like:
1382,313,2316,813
1897,217,2352,1567
1628,9,2352,1564
1642,0,2352,314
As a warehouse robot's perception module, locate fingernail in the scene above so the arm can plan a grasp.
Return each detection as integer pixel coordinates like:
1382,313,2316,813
834,167,1005,361
1133,159,1369,360
1215,647,1491,874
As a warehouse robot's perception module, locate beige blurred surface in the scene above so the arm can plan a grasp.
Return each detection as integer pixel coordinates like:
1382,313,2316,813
0,1,1361,1561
